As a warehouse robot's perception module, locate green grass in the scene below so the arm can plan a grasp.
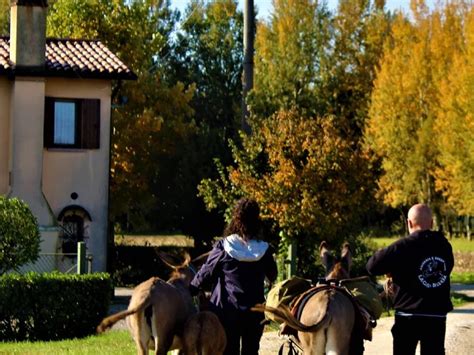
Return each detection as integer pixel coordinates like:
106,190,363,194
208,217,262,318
370,236,474,252
0,331,136,355
451,291,474,307
451,272,474,284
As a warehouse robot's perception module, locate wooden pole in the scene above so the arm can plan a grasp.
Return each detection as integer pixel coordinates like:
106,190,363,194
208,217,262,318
242,0,254,134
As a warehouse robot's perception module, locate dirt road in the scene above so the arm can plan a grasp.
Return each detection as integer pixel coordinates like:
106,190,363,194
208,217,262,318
111,285,474,354
260,284,474,355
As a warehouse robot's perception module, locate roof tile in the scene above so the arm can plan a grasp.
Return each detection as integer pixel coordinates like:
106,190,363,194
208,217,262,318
0,37,136,79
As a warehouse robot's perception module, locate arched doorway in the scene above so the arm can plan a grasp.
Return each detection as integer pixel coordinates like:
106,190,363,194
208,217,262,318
57,205,92,256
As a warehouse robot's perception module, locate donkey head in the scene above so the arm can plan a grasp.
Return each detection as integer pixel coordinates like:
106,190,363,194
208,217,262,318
157,251,196,286
320,241,352,280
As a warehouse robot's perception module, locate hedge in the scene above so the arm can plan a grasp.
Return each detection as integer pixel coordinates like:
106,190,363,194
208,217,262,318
0,272,113,341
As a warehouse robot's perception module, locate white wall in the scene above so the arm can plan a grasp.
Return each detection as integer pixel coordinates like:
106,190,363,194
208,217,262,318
43,78,112,272
0,78,11,195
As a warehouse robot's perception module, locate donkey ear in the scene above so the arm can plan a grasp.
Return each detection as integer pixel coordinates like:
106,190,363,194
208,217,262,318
156,251,180,269
320,241,335,271
340,242,352,271
182,252,192,266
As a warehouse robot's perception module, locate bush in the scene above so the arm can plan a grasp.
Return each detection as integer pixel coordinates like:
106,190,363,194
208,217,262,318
0,196,41,275
0,272,113,341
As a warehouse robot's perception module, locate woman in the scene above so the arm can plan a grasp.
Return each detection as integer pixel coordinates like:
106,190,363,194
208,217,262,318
190,198,277,355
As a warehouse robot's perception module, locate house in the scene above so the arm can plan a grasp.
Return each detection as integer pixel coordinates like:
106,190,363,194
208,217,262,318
0,0,136,272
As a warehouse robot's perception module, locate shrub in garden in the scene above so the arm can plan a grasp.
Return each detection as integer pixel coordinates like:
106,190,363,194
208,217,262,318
0,196,41,275
0,272,113,341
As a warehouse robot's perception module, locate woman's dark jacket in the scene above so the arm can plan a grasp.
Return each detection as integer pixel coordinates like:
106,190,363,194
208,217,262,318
191,234,277,311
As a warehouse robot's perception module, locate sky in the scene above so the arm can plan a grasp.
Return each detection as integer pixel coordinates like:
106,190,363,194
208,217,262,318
171,0,437,19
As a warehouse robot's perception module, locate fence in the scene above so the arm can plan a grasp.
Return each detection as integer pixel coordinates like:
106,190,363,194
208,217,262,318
14,242,93,275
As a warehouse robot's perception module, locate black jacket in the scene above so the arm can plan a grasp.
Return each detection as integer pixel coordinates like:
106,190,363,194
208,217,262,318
366,230,454,315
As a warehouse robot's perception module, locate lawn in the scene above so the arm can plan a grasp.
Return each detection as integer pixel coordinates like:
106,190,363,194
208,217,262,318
370,236,474,282
370,236,474,252
0,331,136,354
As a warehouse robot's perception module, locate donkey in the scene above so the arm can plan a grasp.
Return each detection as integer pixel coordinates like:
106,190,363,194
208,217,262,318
97,253,196,355
253,242,360,355
182,310,227,355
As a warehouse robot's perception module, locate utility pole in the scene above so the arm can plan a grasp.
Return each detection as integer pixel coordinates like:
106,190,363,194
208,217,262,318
242,0,254,134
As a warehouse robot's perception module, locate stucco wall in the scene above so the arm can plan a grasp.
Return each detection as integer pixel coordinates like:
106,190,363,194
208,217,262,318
0,78,11,195
43,78,112,272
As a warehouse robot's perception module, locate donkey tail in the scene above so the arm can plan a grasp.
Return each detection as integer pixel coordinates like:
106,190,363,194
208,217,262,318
252,304,331,333
97,295,153,333
96,308,137,333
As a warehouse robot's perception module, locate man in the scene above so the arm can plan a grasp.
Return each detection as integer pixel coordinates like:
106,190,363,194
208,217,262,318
366,204,454,355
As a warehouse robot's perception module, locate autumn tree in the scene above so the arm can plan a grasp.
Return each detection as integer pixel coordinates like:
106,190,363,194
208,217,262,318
365,1,464,221
435,5,474,216
199,109,375,276
47,0,196,232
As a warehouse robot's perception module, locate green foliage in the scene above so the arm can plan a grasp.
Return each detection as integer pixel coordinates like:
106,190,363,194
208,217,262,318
146,0,243,244
0,272,112,341
0,196,41,275
451,292,474,307
199,1,391,272
451,272,474,284
47,0,198,233
250,0,332,118
0,0,8,35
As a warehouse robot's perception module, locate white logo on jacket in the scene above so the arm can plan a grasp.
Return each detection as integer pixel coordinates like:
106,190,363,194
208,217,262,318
418,256,448,288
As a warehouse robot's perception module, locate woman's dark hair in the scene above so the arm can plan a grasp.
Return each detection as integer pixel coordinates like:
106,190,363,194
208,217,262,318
224,198,261,240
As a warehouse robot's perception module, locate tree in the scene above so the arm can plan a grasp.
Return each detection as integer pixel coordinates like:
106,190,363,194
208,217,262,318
327,0,392,138
0,196,41,275
47,0,197,232
249,0,332,118
365,1,463,218
149,0,245,244
0,0,8,35
199,109,374,242
435,5,474,216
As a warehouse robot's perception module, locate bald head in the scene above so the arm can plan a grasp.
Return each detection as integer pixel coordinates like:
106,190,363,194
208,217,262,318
407,204,433,233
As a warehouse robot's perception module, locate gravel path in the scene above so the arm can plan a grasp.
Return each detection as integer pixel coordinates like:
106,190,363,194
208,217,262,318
259,284,474,354
110,285,474,354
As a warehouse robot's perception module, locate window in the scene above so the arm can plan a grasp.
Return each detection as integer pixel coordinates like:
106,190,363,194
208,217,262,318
44,97,100,149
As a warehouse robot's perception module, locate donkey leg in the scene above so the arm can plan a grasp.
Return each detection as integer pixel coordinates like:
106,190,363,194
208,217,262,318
325,312,354,354
151,312,175,355
300,330,326,355
129,313,151,355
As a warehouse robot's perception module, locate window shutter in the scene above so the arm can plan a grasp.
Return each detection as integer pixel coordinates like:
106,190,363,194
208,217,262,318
81,99,100,149
43,97,55,148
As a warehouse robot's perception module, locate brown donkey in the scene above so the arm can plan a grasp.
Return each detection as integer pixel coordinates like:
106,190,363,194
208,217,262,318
183,310,227,355
254,242,359,355
97,253,196,355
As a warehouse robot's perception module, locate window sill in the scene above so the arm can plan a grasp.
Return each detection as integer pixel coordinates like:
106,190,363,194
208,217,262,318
45,148,90,152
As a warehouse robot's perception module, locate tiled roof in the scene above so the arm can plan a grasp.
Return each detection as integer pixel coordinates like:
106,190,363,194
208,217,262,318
0,37,136,80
